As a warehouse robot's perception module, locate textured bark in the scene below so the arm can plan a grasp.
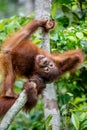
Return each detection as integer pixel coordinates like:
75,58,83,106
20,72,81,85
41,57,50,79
35,0,60,130
0,90,27,130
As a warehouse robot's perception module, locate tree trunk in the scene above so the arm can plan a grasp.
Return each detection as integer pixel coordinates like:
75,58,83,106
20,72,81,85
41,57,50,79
35,0,60,130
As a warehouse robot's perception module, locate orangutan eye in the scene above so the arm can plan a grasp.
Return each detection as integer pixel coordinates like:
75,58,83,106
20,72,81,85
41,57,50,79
43,60,48,66
49,63,54,68
44,67,50,72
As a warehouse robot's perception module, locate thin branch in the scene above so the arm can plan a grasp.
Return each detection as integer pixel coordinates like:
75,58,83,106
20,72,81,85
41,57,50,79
0,90,27,130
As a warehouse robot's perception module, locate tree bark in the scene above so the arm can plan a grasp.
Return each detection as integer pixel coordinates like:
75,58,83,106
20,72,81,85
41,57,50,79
35,0,60,130
0,90,27,130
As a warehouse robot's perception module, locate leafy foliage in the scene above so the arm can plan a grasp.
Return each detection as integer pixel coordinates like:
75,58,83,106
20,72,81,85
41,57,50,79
52,0,87,26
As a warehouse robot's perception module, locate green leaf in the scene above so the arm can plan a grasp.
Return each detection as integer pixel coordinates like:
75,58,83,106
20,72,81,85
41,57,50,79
48,125,52,130
51,33,58,41
81,124,87,130
76,32,84,39
46,115,52,128
83,29,87,35
68,36,76,42
71,113,79,130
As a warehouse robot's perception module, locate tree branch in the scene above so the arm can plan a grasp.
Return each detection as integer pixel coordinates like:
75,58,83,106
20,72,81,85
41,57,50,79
0,90,27,130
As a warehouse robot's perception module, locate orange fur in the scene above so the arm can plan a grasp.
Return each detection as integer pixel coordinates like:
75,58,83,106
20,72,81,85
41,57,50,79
0,19,84,116
0,75,45,115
